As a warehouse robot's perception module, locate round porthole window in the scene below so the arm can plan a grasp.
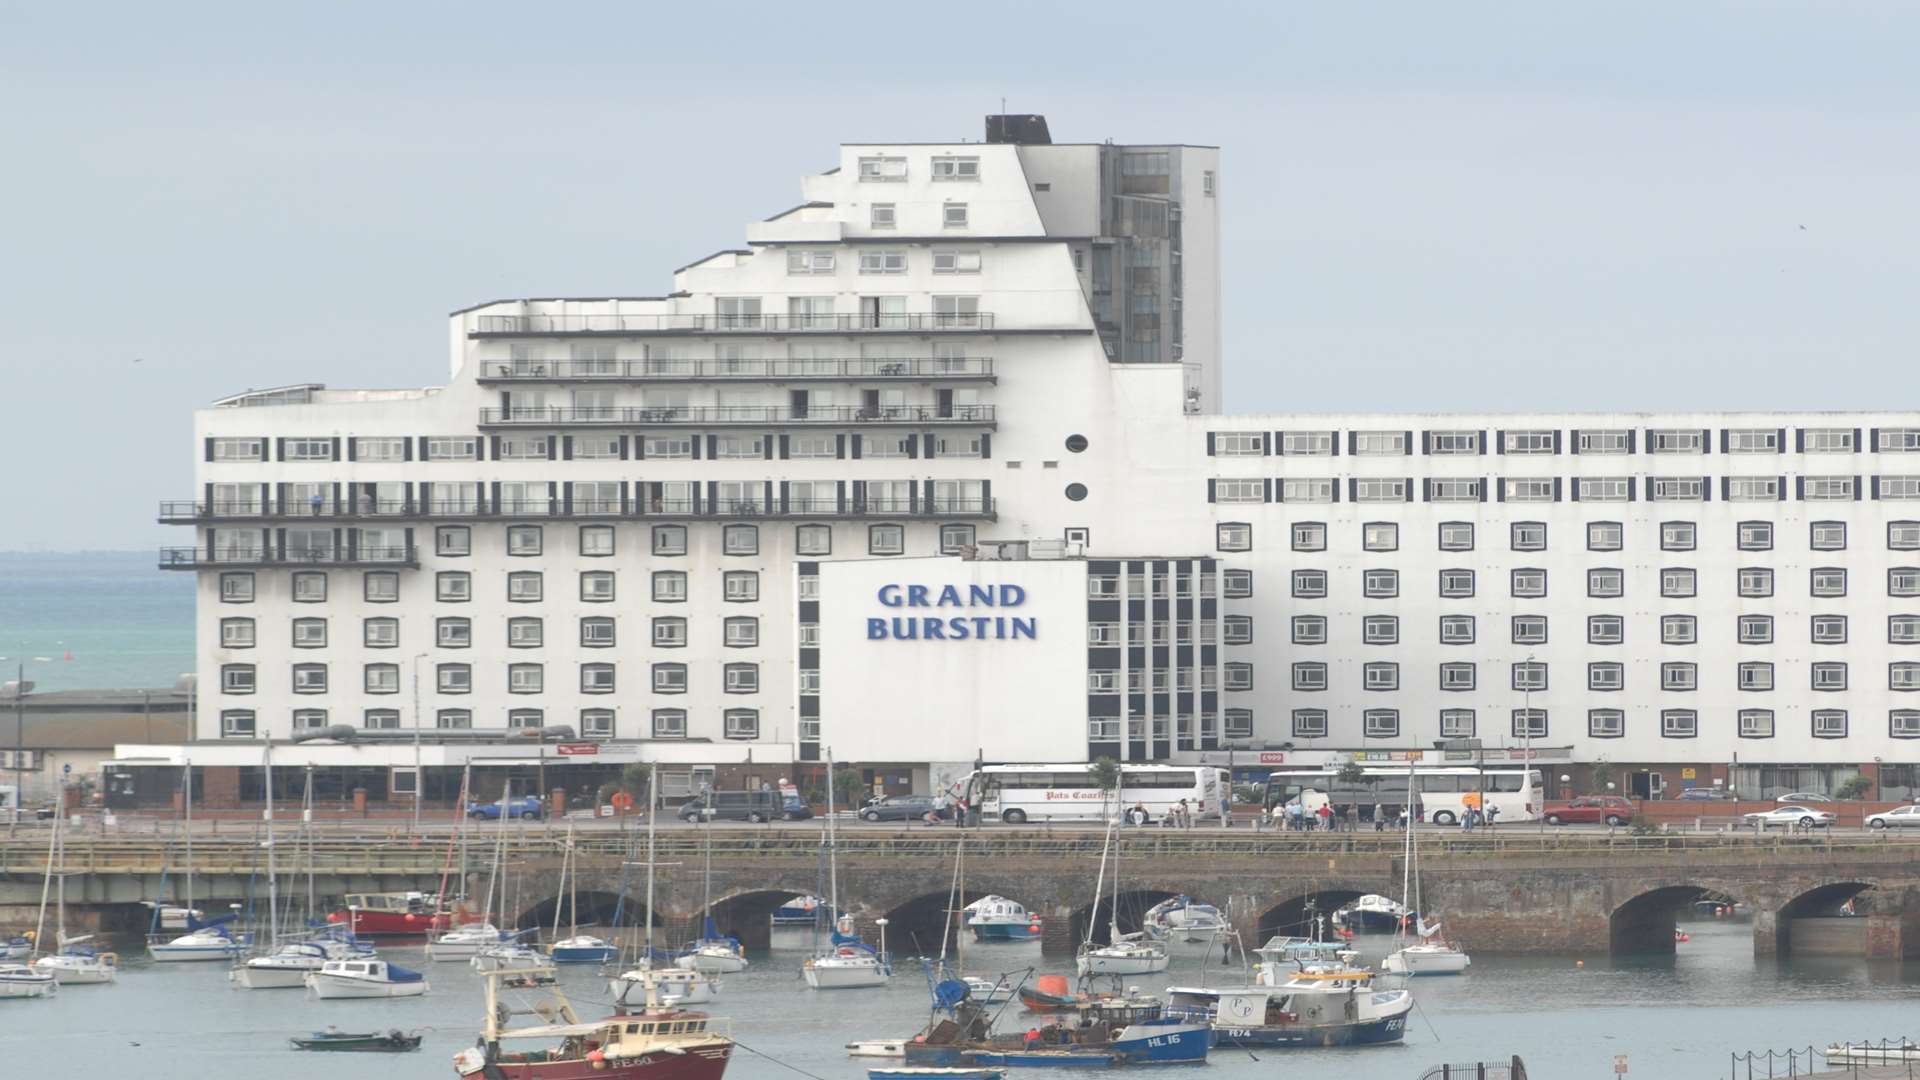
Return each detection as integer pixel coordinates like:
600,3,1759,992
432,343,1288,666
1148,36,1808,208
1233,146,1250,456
1065,483,1089,501
1065,434,1089,453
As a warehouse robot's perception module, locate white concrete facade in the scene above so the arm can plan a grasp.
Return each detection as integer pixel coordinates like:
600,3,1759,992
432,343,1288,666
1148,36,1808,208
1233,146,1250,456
158,116,1920,794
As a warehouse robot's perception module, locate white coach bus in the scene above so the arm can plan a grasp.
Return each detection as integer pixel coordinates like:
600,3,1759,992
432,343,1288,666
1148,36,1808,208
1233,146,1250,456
963,764,1231,824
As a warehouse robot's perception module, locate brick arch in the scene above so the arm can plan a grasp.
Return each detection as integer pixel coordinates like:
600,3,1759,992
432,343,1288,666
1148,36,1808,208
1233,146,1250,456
1256,885,1391,942
513,888,634,933
1070,887,1183,947
1609,880,1754,955
1775,879,1877,956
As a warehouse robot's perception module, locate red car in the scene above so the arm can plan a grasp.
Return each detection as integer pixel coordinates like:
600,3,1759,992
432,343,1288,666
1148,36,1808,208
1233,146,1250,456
1542,795,1635,826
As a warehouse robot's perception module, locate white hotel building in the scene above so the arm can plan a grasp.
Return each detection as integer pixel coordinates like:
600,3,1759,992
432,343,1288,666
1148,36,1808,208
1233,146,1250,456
129,115,1920,807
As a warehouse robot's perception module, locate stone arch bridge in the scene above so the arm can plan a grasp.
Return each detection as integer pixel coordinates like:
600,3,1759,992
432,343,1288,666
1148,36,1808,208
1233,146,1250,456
3,829,1917,958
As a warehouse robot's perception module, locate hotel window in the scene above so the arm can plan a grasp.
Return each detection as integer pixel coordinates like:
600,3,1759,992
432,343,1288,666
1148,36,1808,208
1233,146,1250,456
435,571,471,603
1504,478,1555,503
1512,709,1549,738
651,571,688,603
720,524,760,557
579,709,615,740
1880,428,1920,452
291,571,327,603
1661,568,1697,598
1440,663,1476,691
436,663,471,695
1648,429,1704,454
1292,522,1327,552
1727,429,1781,453
1510,568,1547,598
1738,615,1773,644
1577,477,1632,502
1291,569,1328,598
364,571,399,603
1809,521,1846,551
424,436,477,461
651,663,687,695
1363,710,1401,739
1222,615,1253,645
942,203,969,227
1291,615,1327,645
294,709,329,731
1439,614,1476,644
1736,521,1773,551
1216,523,1253,552
858,155,907,181
577,525,615,558
798,575,820,601
1893,523,1920,551
1223,569,1253,598
652,709,688,739
1512,614,1548,645
724,617,760,648
1813,662,1849,691
722,708,760,741
364,663,399,694
1588,614,1624,645
932,249,982,274
1439,709,1476,737
1512,661,1547,691
282,437,334,462
1877,477,1920,500
1363,569,1399,598
1280,478,1335,503
1088,670,1120,694
1588,568,1624,598
1292,709,1328,738
1292,663,1327,691
1810,567,1847,597
1661,662,1698,691
504,525,542,556
1212,432,1264,456
1282,430,1335,456
939,525,976,554
1578,429,1631,454
1353,431,1408,455
1738,662,1774,691
220,617,256,648
1896,711,1920,738
1813,710,1849,738
1436,522,1474,552
1800,427,1855,453
1661,710,1698,738
508,663,544,694
1214,480,1264,504
284,617,325,649
787,249,836,274
931,155,979,181
795,524,832,557
1589,709,1625,738
1362,615,1398,645
1438,569,1475,598
1651,477,1705,501
506,709,544,730
1727,477,1781,501
1429,478,1483,502
652,525,687,557
579,571,616,603
496,437,548,461
1740,567,1775,597
645,435,693,459
1589,662,1624,691
1511,521,1547,552
1087,622,1120,647
1583,522,1623,553
507,571,543,603
436,526,471,557
1504,430,1557,454
1893,662,1920,691
362,708,400,730
1224,663,1254,691
1224,709,1254,739
1429,430,1481,454
648,617,684,649
1803,476,1856,500
1662,615,1697,645
1661,521,1697,551
1354,478,1409,502
856,249,906,275
211,437,265,461
508,617,543,648
1891,614,1920,644
868,524,905,556
434,617,470,649
1363,522,1399,552
723,570,760,602
220,571,255,603
1812,614,1848,644
362,617,398,649
219,710,255,738
581,663,616,695
869,203,896,228
291,663,327,694
1893,568,1920,597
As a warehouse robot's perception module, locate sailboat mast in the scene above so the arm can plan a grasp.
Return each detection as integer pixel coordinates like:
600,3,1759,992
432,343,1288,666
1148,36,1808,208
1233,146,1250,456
183,758,194,916
1397,764,1416,946
1084,819,1112,949
825,749,840,919
303,767,315,926
33,810,57,953
264,741,277,948
644,764,658,962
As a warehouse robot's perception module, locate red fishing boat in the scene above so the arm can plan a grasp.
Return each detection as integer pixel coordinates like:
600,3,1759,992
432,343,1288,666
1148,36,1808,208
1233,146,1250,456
327,892,482,937
454,967,733,1080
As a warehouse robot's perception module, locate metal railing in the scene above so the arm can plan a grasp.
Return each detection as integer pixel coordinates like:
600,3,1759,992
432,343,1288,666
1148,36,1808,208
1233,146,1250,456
479,403,995,426
1419,1059,1528,1080
476,357,995,381
473,312,995,334
159,498,997,523
1731,1039,1920,1079
157,546,418,569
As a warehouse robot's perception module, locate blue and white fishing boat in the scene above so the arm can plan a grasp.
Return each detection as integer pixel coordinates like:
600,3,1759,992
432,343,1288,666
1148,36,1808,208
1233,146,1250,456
1252,935,1346,967
304,957,429,999
964,896,1040,942
1143,896,1227,942
903,968,1208,1066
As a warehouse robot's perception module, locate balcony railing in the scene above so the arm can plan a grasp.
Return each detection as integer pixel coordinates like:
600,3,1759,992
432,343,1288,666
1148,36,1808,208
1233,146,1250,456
157,546,419,570
473,312,995,335
159,499,997,524
475,356,996,382
478,404,995,428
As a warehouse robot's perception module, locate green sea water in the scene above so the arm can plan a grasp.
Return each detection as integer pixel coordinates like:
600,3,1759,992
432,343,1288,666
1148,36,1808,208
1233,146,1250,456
0,551,195,691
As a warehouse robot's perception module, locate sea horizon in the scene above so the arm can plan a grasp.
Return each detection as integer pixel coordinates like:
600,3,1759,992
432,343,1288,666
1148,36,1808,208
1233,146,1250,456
0,549,196,693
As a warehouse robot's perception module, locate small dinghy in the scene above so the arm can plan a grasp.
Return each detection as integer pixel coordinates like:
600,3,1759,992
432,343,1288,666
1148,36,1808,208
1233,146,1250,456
869,1069,1006,1080
847,1039,908,1058
289,1027,423,1052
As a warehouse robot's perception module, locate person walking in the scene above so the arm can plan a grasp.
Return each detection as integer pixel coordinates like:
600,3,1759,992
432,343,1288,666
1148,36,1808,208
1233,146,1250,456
1484,802,1500,830
1373,801,1387,832
1177,798,1192,829
1316,803,1334,832
1287,801,1303,832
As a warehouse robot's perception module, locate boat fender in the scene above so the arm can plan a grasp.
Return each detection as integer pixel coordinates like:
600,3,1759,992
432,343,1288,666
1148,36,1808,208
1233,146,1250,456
99,952,118,966
587,1049,607,1070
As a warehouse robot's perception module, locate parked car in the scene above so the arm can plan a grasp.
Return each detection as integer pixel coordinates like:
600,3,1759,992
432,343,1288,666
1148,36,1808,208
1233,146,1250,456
1541,796,1636,827
1676,787,1736,801
467,795,543,820
1745,805,1837,830
859,795,950,823
1866,805,1920,829
677,790,803,823
1775,792,1835,804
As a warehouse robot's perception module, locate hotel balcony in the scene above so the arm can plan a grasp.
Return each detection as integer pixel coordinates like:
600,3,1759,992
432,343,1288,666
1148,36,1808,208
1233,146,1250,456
159,498,996,524
471,312,1002,336
476,403,996,429
474,356,996,384
157,545,420,570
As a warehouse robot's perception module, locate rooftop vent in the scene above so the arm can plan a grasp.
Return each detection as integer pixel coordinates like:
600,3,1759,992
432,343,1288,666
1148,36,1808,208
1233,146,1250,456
985,114,1051,145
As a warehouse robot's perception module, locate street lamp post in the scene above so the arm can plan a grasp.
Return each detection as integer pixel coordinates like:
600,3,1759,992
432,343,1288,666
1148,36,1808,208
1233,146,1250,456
411,652,429,827
1524,653,1538,833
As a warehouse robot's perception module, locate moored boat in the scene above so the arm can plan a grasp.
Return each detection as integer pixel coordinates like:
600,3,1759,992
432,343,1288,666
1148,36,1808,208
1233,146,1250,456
1166,951,1412,1047
0,963,57,998
964,896,1041,943
771,895,825,927
1076,932,1169,977
328,891,469,938
427,923,510,961
290,1027,423,1052
869,1070,1004,1080
547,935,618,965
1,936,30,960
305,958,429,999
1143,896,1227,942
847,1039,908,1058
906,975,1207,1067
453,966,734,1080
234,929,377,989
32,937,118,985
1339,894,1411,932
149,914,249,963
472,943,545,972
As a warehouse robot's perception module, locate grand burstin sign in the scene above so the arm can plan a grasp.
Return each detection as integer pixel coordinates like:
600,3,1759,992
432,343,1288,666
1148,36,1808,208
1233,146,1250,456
865,583,1039,640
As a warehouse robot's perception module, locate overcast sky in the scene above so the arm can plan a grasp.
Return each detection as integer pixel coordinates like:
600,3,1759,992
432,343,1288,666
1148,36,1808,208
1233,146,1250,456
4,1,1918,550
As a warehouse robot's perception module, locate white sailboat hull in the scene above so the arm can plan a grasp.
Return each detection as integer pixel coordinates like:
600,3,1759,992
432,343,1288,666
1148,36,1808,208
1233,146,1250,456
611,967,717,1004
1383,945,1470,975
304,972,429,999
231,960,316,989
675,949,749,974
1076,949,1171,977
0,970,56,998
803,956,889,989
33,956,116,984
149,942,244,963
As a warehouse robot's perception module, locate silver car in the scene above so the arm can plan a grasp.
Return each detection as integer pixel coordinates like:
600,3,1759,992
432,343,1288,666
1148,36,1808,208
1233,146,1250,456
1745,805,1837,830
1866,805,1920,829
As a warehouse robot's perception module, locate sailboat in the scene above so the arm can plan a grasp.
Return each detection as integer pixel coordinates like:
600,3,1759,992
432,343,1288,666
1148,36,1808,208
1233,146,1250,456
942,835,1012,1005
235,770,374,988
1077,822,1169,977
148,761,249,962
803,751,890,989
1382,767,1470,976
547,824,616,964
429,771,512,960
30,811,118,984
612,764,718,1005
677,809,749,973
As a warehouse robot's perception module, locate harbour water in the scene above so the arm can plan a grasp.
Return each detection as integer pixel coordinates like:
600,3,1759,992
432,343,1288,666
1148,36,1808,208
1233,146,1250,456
0,551,193,692
5,919,1916,1078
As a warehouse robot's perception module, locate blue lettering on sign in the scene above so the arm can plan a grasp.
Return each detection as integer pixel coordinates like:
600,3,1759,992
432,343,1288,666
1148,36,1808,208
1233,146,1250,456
867,583,1037,640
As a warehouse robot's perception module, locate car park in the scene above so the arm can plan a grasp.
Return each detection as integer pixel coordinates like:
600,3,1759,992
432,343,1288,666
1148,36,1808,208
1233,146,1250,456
1866,805,1920,829
1745,805,1837,830
1541,795,1636,827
